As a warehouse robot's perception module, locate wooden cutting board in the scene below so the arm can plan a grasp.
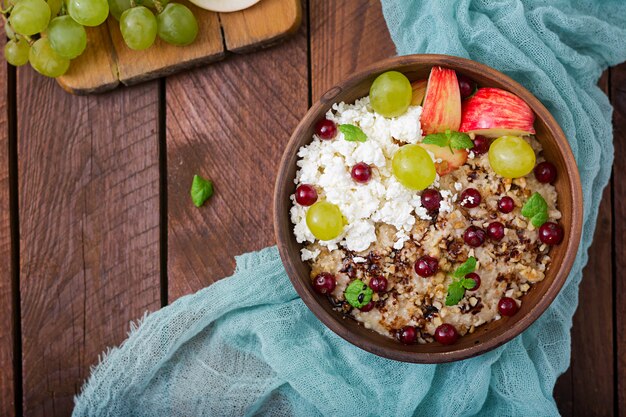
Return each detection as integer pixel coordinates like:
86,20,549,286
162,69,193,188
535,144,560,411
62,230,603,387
56,0,301,94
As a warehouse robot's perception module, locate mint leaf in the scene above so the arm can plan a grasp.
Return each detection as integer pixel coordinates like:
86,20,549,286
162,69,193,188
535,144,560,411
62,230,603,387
423,130,474,150
344,279,373,308
461,278,477,290
445,281,465,306
452,256,477,278
521,192,549,227
339,124,367,142
422,133,449,147
449,132,474,150
190,174,214,208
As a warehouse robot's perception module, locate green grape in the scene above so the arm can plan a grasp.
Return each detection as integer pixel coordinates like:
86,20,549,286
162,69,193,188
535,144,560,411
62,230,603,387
68,0,109,26
369,70,412,118
108,0,131,20
47,0,62,16
9,0,51,36
120,6,157,50
392,144,436,190
306,201,344,241
157,3,197,46
5,23,17,40
142,0,168,10
488,136,536,178
47,16,87,59
29,37,70,77
4,40,30,66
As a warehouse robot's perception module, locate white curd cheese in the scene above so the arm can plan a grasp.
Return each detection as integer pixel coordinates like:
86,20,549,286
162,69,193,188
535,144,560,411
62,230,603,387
291,97,431,260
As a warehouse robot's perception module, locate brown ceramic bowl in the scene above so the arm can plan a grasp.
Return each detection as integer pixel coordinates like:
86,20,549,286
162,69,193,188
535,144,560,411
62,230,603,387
273,54,582,363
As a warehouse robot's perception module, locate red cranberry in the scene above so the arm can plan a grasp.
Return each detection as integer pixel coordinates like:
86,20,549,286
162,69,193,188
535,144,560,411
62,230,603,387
463,226,486,247
351,162,372,183
434,324,459,345
498,297,519,316
359,301,375,312
398,326,417,344
421,188,442,212
415,255,439,277
498,196,515,213
534,161,557,184
313,273,336,294
460,188,481,208
457,74,477,99
295,184,318,206
538,222,564,245
465,272,481,291
369,276,388,293
472,135,490,155
314,118,337,140
486,221,505,241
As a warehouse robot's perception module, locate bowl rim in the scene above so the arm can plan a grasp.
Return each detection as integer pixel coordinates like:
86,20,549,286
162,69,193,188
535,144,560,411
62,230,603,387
273,54,583,363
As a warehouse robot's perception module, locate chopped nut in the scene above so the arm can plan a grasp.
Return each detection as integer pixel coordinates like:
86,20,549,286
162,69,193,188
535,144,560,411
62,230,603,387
469,297,478,307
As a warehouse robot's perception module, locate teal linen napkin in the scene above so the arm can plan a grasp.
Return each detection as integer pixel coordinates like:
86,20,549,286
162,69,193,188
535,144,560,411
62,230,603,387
74,1,626,416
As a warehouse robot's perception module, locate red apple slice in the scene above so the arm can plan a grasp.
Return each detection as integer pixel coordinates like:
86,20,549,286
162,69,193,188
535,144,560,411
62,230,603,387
421,67,461,135
419,143,468,176
459,88,535,137
410,79,427,106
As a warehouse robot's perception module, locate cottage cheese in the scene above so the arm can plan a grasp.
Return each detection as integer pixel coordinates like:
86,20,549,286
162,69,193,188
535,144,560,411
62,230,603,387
290,98,431,257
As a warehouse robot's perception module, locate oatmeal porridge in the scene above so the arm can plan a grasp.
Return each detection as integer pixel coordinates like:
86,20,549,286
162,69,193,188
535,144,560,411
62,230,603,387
290,68,564,345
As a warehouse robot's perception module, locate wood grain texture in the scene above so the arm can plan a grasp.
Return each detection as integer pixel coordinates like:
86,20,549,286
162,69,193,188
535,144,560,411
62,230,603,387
17,70,161,416
56,25,119,94
0,35,16,417
219,0,302,52
612,62,626,417
106,7,224,85
57,0,302,94
554,70,614,417
309,0,396,99
165,3,308,301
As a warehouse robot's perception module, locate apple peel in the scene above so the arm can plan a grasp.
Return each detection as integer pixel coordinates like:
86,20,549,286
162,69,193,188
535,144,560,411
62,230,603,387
421,67,462,135
460,88,535,137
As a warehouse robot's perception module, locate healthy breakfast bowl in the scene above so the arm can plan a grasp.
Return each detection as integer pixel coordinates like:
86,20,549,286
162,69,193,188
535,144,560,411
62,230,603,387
273,54,582,363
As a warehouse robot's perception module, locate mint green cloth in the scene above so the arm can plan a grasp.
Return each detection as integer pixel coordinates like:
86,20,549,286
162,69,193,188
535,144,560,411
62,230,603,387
74,1,626,416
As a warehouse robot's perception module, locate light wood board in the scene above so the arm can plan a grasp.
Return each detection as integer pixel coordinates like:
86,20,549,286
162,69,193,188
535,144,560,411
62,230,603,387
57,0,301,94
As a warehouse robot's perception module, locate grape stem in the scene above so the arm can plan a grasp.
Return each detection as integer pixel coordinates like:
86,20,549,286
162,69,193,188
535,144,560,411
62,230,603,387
153,0,163,13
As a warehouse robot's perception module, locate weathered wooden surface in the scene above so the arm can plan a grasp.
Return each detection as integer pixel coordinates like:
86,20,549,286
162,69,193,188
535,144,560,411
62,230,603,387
165,2,308,301
17,69,162,415
0,0,624,415
612,62,626,417
0,36,16,417
56,0,302,94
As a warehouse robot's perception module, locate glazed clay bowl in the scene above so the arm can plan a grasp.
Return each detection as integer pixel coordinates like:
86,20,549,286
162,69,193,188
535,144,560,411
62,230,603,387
273,54,582,363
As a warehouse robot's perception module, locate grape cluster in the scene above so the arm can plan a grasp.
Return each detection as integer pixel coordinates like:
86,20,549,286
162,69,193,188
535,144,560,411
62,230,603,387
1,0,198,77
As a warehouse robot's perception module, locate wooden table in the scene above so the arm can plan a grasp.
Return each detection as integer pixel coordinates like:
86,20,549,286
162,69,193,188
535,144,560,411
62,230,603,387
0,1,624,416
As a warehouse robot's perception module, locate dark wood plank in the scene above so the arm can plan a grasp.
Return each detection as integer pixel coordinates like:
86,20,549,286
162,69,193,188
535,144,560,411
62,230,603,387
165,3,308,300
554,70,614,417
309,0,396,99
0,34,16,417
612,62,626,417
17,70,161,416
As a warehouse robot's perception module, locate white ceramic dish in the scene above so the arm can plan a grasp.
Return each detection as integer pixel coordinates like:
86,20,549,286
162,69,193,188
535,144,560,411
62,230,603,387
188,0,261,12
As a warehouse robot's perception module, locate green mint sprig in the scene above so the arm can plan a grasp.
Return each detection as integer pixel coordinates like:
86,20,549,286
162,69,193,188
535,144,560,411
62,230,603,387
339,124,367,142
422,130,474,152
445,257,477,306
190,174,214,208
345,279,373,308
521,192,549,227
